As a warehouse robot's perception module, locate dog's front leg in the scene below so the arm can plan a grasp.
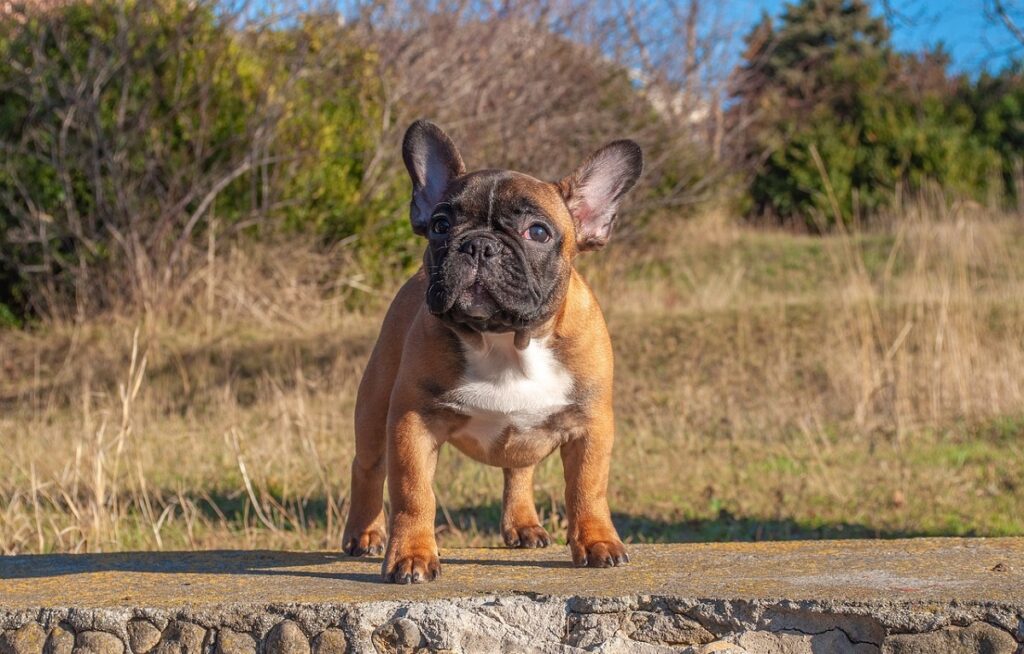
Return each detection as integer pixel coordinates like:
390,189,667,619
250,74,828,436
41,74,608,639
382,407,441,583
560,408,628,568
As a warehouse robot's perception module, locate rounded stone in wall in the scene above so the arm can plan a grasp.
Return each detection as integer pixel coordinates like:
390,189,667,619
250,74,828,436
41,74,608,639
126,621,161,654
0,623,47,654
152,621,206,654
310,629,347,654
44,625,74,654
72,631,124,654
213,630,256,654
371,619,423,654
263,621,309,654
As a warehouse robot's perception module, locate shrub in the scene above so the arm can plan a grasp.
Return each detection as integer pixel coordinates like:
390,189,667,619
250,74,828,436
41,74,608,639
0,1,390,320
0,0,269,318
958,65,1024,207
735,0,1007,228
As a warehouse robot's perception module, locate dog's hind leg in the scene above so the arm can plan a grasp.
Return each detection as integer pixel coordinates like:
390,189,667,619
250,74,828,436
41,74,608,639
501,466,551,548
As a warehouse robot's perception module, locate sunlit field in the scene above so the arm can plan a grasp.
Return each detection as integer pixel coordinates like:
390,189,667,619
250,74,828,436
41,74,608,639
2,199,1023,554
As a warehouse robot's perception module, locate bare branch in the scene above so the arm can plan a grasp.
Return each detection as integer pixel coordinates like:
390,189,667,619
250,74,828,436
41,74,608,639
991,0,1024,45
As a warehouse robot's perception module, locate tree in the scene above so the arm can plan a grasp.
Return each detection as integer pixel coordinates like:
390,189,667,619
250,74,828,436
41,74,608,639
734,0,1000,227
739,0,889,114
958,64,1024,207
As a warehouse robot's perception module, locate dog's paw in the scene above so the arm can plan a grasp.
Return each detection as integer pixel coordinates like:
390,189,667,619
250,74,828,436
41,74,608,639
342,528,386,557
503,524,551,548
571,539,629,568
382,549,441,584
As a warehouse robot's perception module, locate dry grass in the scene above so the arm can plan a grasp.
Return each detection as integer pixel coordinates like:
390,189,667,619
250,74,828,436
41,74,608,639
2,201,1023,554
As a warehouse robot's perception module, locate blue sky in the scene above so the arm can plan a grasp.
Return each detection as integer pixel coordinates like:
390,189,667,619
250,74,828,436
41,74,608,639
735,0,1023,73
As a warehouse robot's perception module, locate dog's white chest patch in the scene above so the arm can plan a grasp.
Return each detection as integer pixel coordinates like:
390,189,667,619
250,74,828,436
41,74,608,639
446,333,573,450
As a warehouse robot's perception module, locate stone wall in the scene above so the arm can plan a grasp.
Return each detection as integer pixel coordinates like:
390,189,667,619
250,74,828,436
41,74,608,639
1,595,1022,653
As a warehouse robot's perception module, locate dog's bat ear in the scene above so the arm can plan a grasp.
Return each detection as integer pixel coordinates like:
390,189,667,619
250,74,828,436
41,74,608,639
402,120,466,236
558,140,643,251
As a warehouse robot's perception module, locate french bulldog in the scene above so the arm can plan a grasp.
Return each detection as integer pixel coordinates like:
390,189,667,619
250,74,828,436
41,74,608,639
342,120,643,583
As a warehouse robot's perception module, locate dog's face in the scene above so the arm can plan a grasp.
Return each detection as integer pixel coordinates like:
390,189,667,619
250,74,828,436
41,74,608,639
422,171,574,332
402,121,642,334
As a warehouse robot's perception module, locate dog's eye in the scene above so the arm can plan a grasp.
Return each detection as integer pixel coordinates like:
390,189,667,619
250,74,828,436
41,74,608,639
431,217,451,235
523,224,551,243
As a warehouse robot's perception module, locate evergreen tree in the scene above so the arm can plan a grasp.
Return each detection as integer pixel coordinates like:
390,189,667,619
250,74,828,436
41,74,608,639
960,65,1024,206
740,0,889,114
735,0,1000,227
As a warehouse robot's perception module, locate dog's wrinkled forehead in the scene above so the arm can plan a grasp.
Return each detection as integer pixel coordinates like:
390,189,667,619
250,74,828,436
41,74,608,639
443,170,574,234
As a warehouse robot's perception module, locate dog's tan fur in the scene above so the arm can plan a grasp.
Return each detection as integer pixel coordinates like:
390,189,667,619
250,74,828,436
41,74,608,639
342,122,638,582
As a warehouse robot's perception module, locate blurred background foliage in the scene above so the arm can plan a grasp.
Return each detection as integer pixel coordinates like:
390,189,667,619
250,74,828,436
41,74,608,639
735,0,1019,225
0,0,1023,325
3,0,1024,554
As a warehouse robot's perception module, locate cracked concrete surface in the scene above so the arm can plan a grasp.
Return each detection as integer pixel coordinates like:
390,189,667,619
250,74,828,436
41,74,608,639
1,538,1022,653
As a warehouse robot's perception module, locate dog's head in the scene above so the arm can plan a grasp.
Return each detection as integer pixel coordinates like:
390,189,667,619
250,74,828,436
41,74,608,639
402,120,642,336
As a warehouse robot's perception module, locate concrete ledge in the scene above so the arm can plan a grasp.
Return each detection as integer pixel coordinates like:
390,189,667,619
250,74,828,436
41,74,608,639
1,538,1022,653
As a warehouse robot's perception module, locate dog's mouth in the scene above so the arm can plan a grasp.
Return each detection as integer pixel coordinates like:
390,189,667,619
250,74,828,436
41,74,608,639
428,269,533,333
456,280,498,320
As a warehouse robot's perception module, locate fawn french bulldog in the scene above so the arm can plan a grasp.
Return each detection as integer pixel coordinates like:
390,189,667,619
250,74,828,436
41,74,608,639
342,120,643,583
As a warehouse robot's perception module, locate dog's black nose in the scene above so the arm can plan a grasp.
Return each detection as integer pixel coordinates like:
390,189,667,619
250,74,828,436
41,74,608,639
460,236,498,261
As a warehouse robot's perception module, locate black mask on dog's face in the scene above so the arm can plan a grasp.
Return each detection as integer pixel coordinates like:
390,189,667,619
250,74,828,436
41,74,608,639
401,120,643,335
421,171,570,333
